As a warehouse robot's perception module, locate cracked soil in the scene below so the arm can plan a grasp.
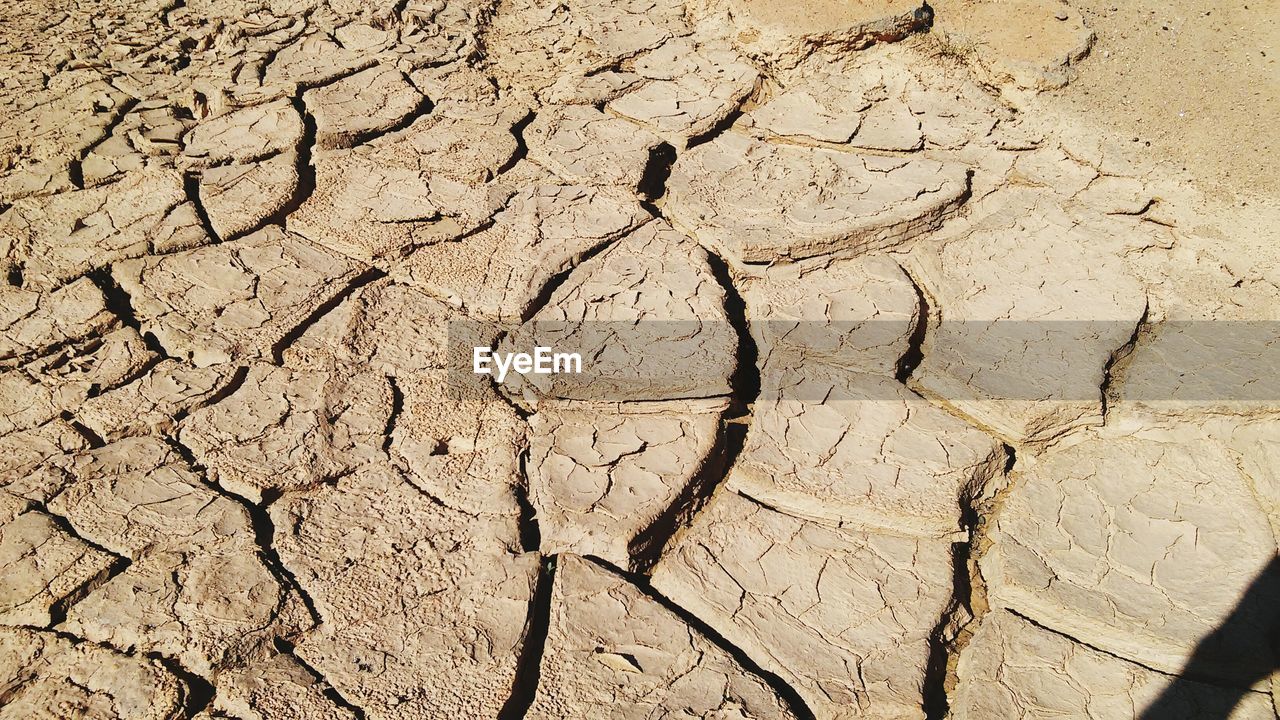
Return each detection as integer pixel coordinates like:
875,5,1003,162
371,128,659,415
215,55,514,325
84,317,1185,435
1,0,1279,718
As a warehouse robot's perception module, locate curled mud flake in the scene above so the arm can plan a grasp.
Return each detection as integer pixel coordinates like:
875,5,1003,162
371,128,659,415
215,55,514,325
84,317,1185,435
198,151,300,240
41,436,309,676
929,0,1095,93
75,361,240,443
903,188,1147,444
664,133,969,265
62,545,311,678
289,109,521,264
503,220,738,404
741,89,866,145
652,490,955,720
320,279,459,374
81,103,193,188
45,436,253,556
0,421,88,492
180,363,393,503
0,169,190,290
710,0,933,69
525,106,667,192
605,39,759,149
484,0,689,101
740,254,920,377
262,35,375,91
0,278,116,366
181,99,304,167
303,65,428,150
0,505,120,627
0,326,157,437
733,363,1004,538
0,78,133,202
211,643,360,720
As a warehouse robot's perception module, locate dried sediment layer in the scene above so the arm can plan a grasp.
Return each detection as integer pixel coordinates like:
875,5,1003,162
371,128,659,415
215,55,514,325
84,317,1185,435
0,278,116,365
527,398,728,569
288,102,523,263
528,554,798,718
0,326,156,436
713,0,933,69
270,465,539,720
732,363,1004,538
0,0,1276,715
114,225,365,367
951,610,1276,719
652,490,955,719
739,253,920,375
503,220,738,404
0,626,184,720
24,437,313,677
395,183,650,322
605,39,759,149
980,431,1280,684
525,106,668,192
665,132,969,264
903,188,1148,443
0,169,192,289
0,497,117,627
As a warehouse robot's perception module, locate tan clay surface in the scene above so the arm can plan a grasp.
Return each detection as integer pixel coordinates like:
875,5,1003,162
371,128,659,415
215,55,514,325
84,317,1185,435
0,0,1277,718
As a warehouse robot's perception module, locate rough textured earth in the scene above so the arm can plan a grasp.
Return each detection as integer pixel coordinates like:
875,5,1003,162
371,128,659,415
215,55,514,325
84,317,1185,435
1,0,1277,719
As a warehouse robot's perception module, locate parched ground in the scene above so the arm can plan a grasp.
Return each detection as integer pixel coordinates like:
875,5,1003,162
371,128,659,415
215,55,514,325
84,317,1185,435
1,0,1278,719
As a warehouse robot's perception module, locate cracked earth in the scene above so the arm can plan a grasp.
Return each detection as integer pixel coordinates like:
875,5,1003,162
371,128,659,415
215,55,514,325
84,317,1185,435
2,0,1278,718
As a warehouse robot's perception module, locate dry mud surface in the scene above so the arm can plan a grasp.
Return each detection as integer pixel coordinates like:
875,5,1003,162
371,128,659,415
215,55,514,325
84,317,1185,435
1,0,1278,718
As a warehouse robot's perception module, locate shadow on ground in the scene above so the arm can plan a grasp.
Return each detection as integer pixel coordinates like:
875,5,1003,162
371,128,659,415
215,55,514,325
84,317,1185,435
1140,555,1280,719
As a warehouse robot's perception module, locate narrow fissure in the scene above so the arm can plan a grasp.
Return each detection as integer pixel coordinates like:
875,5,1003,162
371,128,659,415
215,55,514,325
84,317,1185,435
637,142,676,205
922,539,973,720
147,652,216,718
272,637,369,719
261,94,320,230
70,97,140,191
496,110,536,176
628,248,763,571
30,500,132,628
87,267,171,359
497,554,556,720
64,416,107,449
382,375,403,453
513,449,541,554
627,422,728,572
46,554,131,628
182,171,221,243
1100,301,1150,420
173,365,250,423
896,260,931,383
270,267,385,365
344,91,435,151
516,230,636,324
162,436,324,630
